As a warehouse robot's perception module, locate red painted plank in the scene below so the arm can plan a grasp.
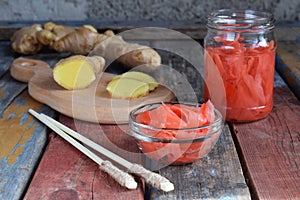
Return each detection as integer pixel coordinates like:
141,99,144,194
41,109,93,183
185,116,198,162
24,115,144,200
230,84,300,199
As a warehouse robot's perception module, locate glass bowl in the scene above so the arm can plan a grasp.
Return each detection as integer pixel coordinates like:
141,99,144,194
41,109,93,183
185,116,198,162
129,102,224,165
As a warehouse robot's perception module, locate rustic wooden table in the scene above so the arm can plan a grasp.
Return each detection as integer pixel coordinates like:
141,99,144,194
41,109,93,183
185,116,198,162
0,21,299,200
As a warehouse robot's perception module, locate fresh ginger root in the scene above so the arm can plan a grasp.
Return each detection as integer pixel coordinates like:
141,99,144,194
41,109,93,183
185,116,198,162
106,71,158,99
36,22,75,46
11,22,161,67
11,24,43,54
92,32,161,67
53,55,105,90
50,25,101,55
49,24,161,67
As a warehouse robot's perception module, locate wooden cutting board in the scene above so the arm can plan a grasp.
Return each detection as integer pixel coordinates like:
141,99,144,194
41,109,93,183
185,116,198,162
10,57,174,124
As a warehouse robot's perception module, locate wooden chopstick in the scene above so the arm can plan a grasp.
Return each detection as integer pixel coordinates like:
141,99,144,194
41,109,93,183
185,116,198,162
29,109,174,192
41,113,133,169
29,109,137,190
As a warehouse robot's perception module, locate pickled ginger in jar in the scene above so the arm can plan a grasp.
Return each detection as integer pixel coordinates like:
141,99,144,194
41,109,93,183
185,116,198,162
204,9,276,122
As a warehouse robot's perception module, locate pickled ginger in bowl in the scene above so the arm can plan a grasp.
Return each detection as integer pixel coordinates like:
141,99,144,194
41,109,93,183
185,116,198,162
129,101,224,165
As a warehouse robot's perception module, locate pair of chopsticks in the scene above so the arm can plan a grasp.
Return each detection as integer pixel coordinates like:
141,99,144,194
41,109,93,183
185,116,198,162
29,109,174,192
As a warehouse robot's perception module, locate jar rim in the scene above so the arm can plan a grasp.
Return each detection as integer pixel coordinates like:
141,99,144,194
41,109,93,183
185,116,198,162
207,9,275,30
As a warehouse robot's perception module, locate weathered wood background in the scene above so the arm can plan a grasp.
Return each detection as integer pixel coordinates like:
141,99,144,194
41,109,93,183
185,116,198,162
0,21,299,200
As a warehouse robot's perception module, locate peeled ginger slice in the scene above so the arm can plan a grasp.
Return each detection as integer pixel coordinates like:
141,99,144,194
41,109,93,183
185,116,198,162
53,55,105,90
106,78,150,99
112,71,158,91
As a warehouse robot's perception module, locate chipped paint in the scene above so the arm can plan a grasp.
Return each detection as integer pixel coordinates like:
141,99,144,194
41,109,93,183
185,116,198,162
7,112,16,120
7,146,24,165
20,112,30,125
0,91,44,165
0,87,3,98
210,168,217,177
0,179,6,192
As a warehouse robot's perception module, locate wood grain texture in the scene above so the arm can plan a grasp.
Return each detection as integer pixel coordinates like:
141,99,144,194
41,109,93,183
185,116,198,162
0,90,55,200
10,57,174,124
1,21,300,200
230,73,300,199
0,50,57,200
0,57,13,77
0,72,27,116
24,115,144,200
146,125,251,200
0,20,207,41
276,41,300,100
1,21,300,41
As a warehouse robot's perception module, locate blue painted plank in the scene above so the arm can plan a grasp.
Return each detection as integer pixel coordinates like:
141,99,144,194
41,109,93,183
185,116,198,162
0,57,13,78
0,57,55,200
0,91,55,200
0,72,27,117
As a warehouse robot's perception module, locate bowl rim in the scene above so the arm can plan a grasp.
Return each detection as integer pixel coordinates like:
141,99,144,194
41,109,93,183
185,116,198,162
129,101,224,143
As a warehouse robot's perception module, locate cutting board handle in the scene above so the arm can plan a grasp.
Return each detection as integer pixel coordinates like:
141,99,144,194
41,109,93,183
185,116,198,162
10,57,52,83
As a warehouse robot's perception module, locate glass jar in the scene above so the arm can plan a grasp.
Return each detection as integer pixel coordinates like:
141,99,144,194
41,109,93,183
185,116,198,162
204,9,276,122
